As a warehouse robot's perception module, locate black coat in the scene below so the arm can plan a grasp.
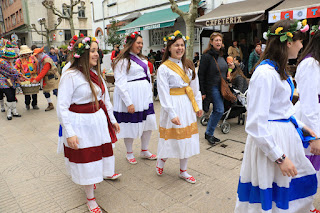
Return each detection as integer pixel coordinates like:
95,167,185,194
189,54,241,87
198,48,228,96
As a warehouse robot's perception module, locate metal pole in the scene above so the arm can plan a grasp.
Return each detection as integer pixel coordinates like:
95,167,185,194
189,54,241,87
41,24,43,46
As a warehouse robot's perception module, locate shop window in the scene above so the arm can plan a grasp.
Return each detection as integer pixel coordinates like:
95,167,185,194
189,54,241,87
78,6,85,18
79,30,87,36
64,30,71,41
62,5,71,16
150,27,174,46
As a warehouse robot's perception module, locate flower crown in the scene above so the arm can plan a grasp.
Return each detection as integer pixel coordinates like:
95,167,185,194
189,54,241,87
263,19,309,42
68,33,85,51
310,25,320,36
163,30,189,44
124,31,140,44
73,36,99,58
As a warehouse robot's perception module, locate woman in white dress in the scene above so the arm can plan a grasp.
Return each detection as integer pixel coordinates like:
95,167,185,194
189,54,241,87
156,31,203,184
235,19,320,212
112,32,157,164
57,37,121,213
294,24,320,213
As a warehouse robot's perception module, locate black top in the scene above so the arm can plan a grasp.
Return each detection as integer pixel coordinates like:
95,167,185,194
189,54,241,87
198,48,228,95
232,75,248,93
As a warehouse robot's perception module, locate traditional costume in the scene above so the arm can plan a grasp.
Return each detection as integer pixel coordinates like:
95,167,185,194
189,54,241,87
113,46,157,163
57,68,117,185
235,60,317,212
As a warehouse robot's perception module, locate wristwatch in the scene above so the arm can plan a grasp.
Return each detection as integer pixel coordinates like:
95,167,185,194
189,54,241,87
275,154,286,164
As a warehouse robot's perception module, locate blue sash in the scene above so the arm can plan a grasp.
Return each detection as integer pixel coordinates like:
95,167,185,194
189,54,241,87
257,59,315,148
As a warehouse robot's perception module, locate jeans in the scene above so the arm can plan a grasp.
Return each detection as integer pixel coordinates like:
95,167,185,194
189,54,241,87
44,89,58,98
25,94,38,106
205,86,224,136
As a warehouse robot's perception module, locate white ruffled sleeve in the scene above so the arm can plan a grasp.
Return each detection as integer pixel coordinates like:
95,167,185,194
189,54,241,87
102,79,117,124
190,71,203,111
57,72,76,138
245,69,283,162
157,65,177,120
296,58,320,136
114,59,133,107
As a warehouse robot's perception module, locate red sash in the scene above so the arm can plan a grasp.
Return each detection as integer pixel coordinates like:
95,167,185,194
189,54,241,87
68,70,117,143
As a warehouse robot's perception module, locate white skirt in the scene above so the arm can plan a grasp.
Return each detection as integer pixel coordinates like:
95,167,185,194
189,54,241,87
61,109,115,185
235,121,317,212
113,79,157,139
157,94,200,159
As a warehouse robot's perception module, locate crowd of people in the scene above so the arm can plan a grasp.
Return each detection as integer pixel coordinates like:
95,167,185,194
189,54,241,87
1,18,320,213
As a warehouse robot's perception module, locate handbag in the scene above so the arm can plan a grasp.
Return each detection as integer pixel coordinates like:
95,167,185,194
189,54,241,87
212,57,237,102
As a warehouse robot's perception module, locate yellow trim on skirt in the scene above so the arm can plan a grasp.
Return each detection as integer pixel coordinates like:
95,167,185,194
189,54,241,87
159,122,198,140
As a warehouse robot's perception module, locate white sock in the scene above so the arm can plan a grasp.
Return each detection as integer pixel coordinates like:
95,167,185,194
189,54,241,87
124,138,134,159
157,158,167,168
46,98,52,103
84,185,98,210
180,158,191,178
141,130,152,157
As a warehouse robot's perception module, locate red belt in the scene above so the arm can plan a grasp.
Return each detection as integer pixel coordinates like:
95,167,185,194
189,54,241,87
69,100,117,143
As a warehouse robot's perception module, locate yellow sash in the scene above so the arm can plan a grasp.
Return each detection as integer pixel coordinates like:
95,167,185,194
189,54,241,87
163,60,199,113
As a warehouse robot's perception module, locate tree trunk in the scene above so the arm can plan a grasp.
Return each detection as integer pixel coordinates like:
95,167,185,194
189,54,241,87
69,16,75,36
185,17,195,61
46,35,51,49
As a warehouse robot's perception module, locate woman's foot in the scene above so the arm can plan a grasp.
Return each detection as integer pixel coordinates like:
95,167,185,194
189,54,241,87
104,173,122,180
126,152,137,164
156,159,166,176
179,169,196,184
140,149,157,160
87,197,101,213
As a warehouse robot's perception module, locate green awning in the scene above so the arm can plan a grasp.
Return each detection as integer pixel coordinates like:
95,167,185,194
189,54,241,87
118,4,189,34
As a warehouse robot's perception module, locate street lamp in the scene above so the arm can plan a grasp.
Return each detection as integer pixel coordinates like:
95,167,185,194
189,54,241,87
37,17,46,46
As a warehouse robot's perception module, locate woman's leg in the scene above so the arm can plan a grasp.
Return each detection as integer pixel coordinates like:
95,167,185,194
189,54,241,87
140,130,156,158
0,89,5,112
84,185,100,211
179,158,196,183
124,138,136,163
205,86,224,138
4,88,19,119
25,95,31,109
156,158,167,175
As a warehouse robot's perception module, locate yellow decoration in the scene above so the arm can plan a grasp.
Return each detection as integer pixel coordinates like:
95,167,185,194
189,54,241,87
92,37,96,42
302,19,307,26
186,36,190,40
78,43,83,48
163,37,167,42
159,122,198,140
168,37,172,40
286,32,293,38
275,27,283,35
174,30,180,36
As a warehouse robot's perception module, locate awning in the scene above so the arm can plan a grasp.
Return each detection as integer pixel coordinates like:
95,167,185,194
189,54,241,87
268,0,320,23
196,0,283,27
120,12,141,22
118,4,189,34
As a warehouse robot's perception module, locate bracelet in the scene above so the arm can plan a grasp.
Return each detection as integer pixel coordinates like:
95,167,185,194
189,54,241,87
275,154,286,164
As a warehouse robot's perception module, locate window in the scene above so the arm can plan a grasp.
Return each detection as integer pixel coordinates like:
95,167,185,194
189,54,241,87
9,0,13,5
11,14,15,26
78,6,85,18
16,11,18,23
64,30,71,41
62,5,71,16
19,9,22,22
150,27,174,46
79,30,87,36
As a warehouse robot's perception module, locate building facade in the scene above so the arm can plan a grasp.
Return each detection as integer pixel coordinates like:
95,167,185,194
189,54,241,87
1,0,92,48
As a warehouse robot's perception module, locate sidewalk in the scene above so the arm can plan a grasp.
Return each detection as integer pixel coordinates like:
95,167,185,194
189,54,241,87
0,94,319,213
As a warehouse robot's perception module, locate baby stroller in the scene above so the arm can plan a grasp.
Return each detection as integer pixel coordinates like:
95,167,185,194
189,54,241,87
200,88,247,134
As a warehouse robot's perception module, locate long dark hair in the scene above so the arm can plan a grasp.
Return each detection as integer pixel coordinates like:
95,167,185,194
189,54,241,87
161,35,195,80
203,32,224,56
112,34,146,72
297,28,320,65
69,37,102,110
254,19,306,80
231,66,248,84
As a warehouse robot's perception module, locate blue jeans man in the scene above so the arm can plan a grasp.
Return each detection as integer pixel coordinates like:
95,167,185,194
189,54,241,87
205,86,224,144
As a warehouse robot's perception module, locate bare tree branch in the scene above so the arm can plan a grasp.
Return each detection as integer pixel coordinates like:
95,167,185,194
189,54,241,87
42,1,64,17
169,0,187,17
30,24,46,37
48,18,62,33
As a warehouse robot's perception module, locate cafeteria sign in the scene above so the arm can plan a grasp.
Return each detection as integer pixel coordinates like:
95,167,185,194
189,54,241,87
206,16,242,26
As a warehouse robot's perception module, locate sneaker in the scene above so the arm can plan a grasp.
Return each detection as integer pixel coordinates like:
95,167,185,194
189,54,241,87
32,105,40,110
26,105,30,110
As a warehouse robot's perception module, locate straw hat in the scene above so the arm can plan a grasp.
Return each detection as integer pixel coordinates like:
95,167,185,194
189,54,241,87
19,45,33,55
33,46,44,56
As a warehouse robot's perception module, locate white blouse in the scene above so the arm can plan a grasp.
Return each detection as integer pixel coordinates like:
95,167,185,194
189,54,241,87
157,57,202,120
246,64,304,162
57,68,117,138
296,57,320,136
113,52,151,107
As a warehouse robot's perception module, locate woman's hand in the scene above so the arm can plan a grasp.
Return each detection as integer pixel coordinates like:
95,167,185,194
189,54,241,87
196,110,203,117
171,117,181,125
67,135,79,150
310,139,320,155
278,157,297,177
202,95,206,100
127,104,135,114
112,123,120,134
32,80,37,84
303,125,317,137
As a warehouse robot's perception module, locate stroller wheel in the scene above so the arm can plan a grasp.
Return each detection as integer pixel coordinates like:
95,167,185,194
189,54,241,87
242,114,246,125
221,122,231,134
200,115,209,126
238,115,241,125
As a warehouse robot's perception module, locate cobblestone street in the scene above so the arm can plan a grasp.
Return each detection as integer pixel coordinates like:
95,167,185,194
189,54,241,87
0,93,319,213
